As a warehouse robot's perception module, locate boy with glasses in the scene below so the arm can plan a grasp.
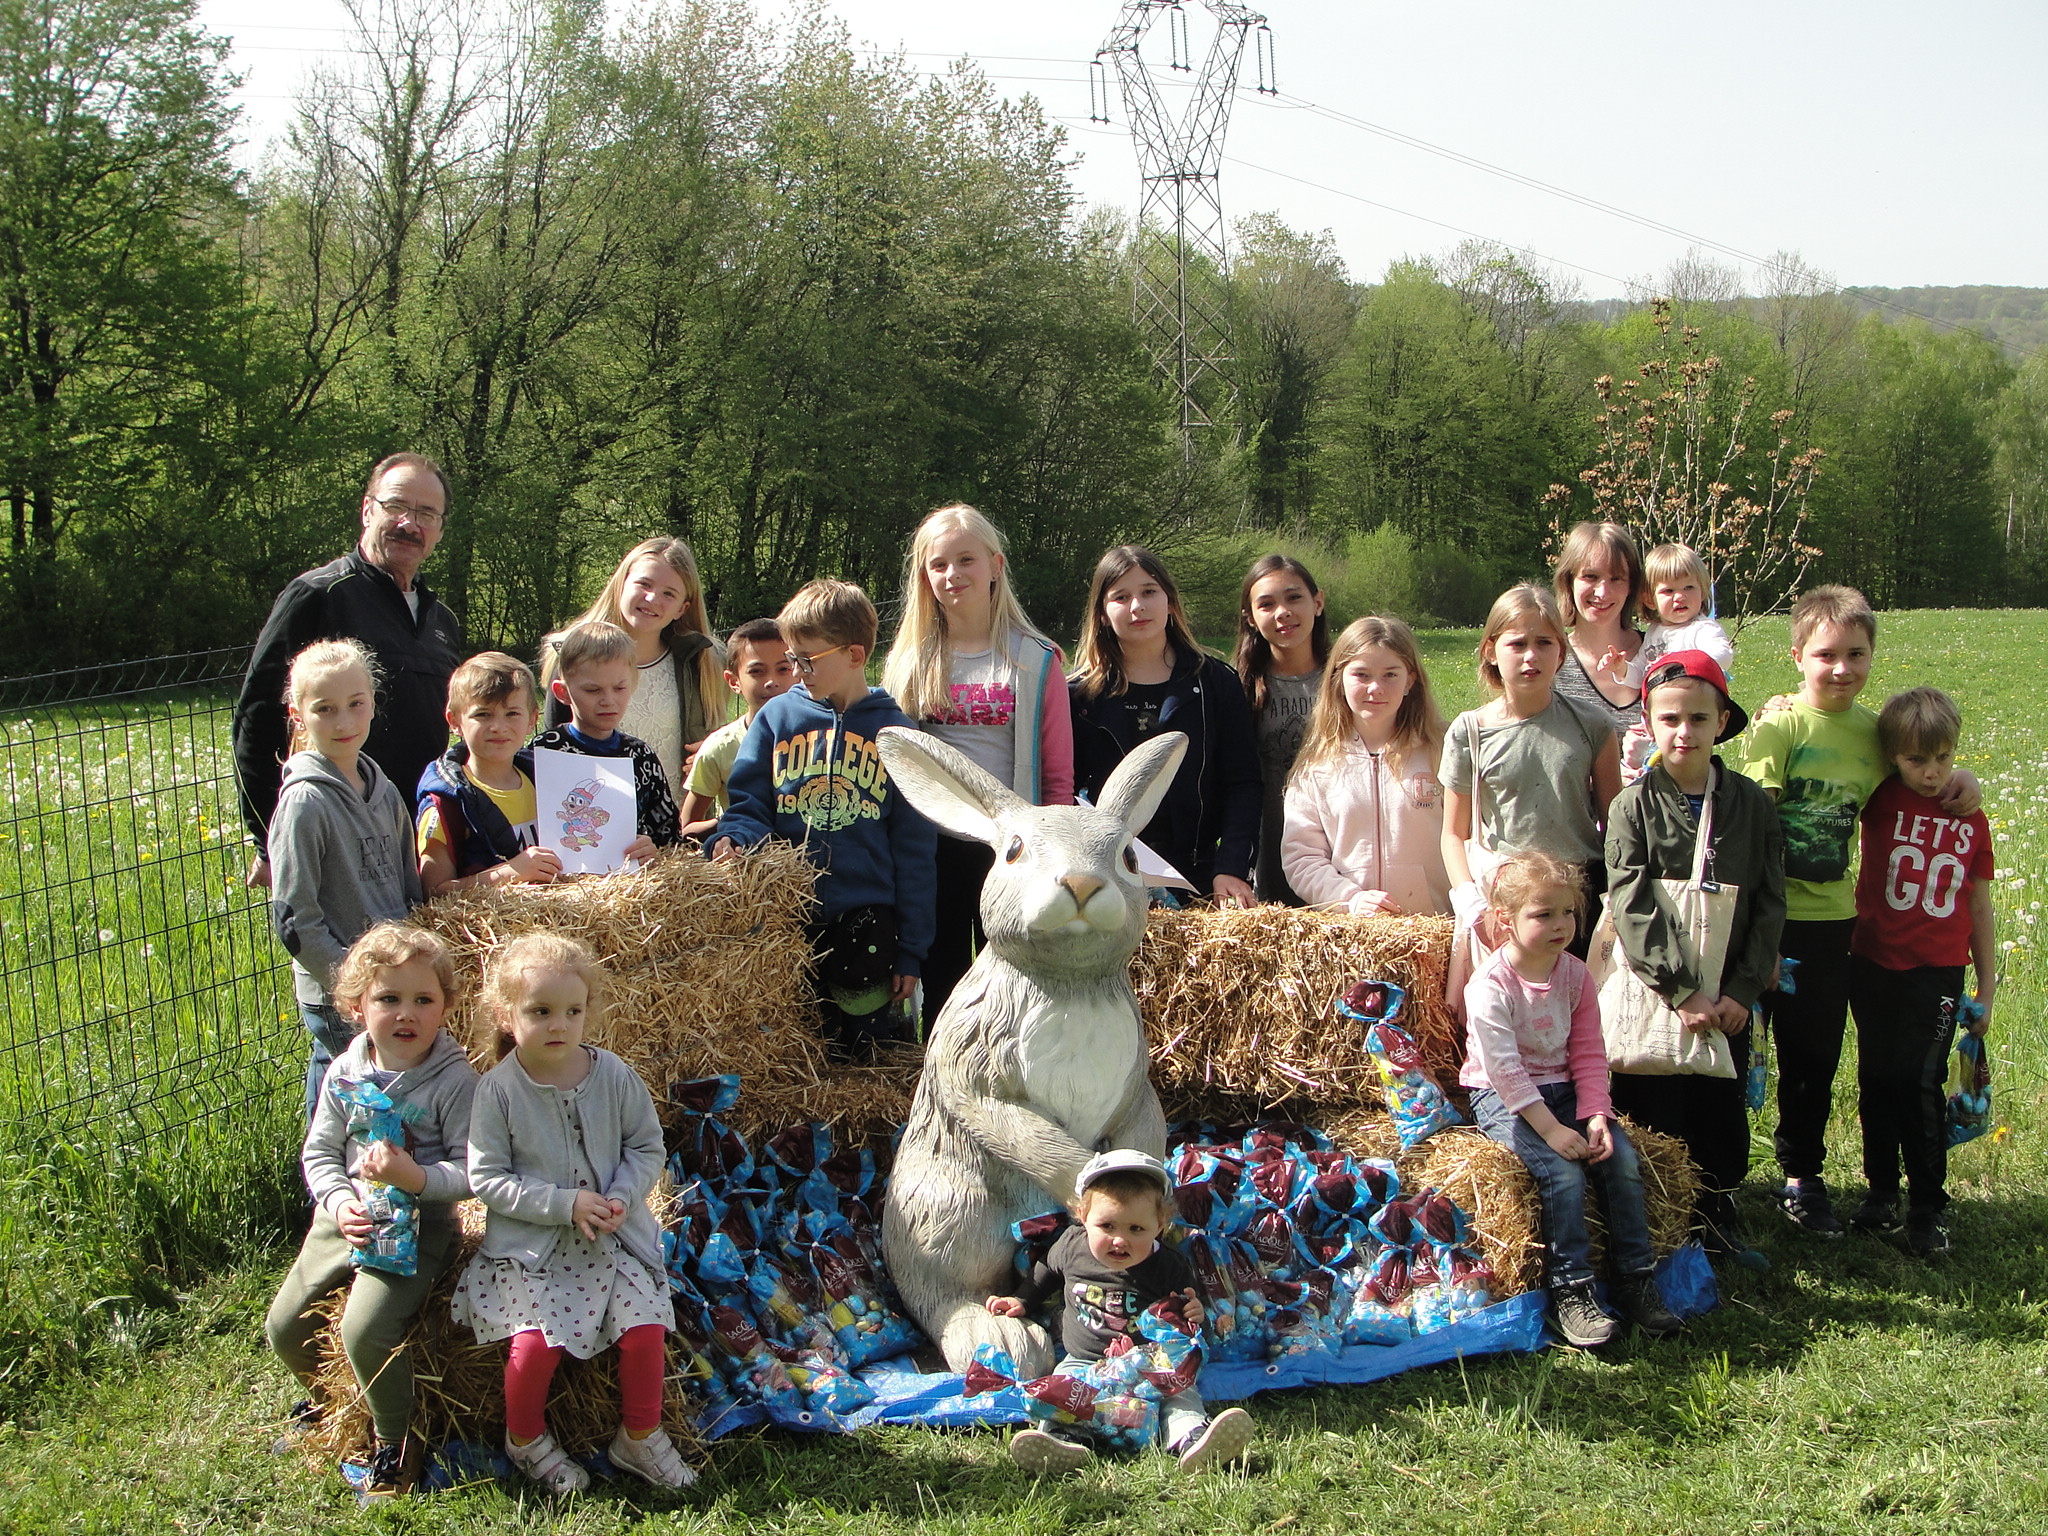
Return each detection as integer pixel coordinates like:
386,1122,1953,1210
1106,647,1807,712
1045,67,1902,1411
709,581,937,1059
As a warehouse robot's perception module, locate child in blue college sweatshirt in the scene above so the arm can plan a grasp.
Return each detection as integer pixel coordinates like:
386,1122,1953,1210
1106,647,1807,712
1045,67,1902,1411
711,580,937,1059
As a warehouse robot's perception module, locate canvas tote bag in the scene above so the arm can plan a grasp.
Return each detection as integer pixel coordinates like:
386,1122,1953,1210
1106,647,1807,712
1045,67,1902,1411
1597,766,1739,1078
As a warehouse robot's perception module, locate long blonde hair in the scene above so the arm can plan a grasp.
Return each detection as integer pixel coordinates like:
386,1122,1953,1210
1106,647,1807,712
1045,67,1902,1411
1477,584,1569,692
883,504,1056,721
285,638,378,756
543,538,723,718
1070,545,1206,702
1292,616,1444,786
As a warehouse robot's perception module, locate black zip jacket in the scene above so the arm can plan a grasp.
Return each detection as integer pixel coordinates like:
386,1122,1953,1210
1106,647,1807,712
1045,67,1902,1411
1069,648,1262,893
233,548,464,842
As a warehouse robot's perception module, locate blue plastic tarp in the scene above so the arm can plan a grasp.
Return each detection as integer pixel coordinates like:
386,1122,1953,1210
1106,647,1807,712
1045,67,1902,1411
695,1244,1716,1438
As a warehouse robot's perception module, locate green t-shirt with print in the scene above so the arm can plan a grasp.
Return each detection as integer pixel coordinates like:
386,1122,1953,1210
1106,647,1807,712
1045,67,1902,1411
1738,699,1884,922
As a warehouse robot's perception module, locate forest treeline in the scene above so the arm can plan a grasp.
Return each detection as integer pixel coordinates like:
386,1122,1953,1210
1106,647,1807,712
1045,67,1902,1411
5,0,2047,670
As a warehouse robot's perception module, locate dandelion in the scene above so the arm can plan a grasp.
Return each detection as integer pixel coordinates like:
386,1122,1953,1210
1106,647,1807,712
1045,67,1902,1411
97,928,114,943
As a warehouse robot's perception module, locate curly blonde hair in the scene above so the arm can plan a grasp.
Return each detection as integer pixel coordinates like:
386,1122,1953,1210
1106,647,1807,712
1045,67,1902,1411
332,923,461,1019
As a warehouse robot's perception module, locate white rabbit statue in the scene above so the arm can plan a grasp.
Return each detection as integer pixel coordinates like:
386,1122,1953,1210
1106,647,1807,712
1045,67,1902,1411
875,725,1186,1378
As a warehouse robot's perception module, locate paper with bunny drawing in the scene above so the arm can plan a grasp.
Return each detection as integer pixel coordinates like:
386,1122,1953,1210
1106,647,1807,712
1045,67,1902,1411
533,747,637,874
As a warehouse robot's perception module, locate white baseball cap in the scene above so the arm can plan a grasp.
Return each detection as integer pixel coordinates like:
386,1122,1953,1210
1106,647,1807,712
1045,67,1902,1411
1075,1148,1172,1201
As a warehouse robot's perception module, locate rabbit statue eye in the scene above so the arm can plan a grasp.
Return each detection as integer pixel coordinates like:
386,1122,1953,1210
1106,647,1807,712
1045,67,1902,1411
1122,842,1139,874
1004,835,1025,864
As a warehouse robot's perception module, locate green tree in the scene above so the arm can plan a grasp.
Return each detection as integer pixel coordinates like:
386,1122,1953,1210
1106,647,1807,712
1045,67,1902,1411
1317,256,1578,569
1990,351,2048,601
1811,319,2009,607
1228,214,1356,529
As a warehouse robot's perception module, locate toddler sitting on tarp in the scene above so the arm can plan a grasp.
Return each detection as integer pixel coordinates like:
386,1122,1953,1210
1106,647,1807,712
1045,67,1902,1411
983,1150,1255,1476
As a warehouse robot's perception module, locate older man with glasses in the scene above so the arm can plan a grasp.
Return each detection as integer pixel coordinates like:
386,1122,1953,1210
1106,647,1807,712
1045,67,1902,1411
232,452,467,887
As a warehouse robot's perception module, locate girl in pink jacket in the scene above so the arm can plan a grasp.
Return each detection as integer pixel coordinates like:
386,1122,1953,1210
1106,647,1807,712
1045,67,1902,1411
1280,616,1452,916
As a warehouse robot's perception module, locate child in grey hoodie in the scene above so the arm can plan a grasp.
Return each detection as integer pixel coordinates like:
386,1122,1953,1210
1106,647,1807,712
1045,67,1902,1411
265,924,477,1503
267,639,424,1118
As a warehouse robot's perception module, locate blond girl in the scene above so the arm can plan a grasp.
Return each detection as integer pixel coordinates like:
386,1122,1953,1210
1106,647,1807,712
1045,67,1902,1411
454,934,691,1493
1440,585,1621,957
541,538,726,794
1281,616,1451,916
266,924,476,1502
267,639,423,1119
883,504,1073,1018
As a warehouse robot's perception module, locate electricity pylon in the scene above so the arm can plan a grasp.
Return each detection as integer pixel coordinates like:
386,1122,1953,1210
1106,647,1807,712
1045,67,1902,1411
1092,1,1275,435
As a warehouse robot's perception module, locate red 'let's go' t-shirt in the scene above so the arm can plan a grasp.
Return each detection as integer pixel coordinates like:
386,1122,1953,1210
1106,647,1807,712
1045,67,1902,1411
1851,776,1995,970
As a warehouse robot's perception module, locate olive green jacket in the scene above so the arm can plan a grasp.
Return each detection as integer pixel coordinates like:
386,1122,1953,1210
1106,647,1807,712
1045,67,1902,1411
1603,758,1787,1010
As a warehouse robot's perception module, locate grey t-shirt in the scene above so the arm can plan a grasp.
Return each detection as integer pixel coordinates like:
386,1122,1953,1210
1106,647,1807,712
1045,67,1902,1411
1254,670,1321,904
1553,645,1641,743
1441,693,1613,864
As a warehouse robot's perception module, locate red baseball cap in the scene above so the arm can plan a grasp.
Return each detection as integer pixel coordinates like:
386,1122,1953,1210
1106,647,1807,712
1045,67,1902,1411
1640,649,1748,742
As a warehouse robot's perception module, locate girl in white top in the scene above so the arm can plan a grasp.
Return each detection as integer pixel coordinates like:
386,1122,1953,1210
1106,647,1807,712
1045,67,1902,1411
1236,555,1330,906
1440,585,1621,957
541,538,726,796
1281,615,1452,917
882,504,1073,1022
1598,543,1737,783
453,933,691,1494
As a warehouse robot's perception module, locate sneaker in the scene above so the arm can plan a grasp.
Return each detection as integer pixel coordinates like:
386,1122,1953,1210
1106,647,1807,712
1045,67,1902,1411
1906,1210,1952,1256
608,1425,697,1488
1010,1427,1094,1477
1849,1193,1903,1234
1549,1281,1617,1348
506,1431,590,1496
358,1437,416,1504
270,1397,323,1455
1174,1406,1255,1473
1615,1273,1682,1338
1775,1178,1845,1238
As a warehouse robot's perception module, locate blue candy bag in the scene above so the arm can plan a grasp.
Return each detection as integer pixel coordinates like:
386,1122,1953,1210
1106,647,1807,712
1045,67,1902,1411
1946,1025,1992,1147
1339,979,1462,1148
330,1077,419,1277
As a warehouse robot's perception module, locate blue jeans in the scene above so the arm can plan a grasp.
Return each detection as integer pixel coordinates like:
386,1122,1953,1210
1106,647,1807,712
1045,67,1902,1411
1471,1082,1656,1289
302,1003,355,1123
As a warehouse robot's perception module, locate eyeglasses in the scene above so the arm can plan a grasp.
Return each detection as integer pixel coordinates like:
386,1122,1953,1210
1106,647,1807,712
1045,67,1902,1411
784,644,848,675
371,495,446,528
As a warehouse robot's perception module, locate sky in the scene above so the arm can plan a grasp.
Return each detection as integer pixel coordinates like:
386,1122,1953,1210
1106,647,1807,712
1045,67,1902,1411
195,0,2048,301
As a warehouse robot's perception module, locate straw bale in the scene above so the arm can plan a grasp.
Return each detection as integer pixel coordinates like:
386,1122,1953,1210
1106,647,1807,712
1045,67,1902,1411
1133,908,1458,1106
1607,1118,1701,1258
737,1061,919,1145
1320,1104,1407,1166
411,843,830,1117
304,1204,705,1467
1401,1127,1544,1297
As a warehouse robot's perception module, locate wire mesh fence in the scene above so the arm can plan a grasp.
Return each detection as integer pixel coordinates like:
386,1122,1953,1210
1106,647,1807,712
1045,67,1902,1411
0,648,297,1145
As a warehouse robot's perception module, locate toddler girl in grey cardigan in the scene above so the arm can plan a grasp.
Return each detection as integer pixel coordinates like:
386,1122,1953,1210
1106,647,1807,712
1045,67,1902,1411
453,933,692,1493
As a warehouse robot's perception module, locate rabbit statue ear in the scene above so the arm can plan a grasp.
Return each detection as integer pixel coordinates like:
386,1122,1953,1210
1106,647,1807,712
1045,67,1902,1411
1096,731,1186,834
877,726,1026,847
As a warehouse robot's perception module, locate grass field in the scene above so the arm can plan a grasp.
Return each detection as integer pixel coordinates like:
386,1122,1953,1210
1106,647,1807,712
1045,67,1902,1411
2,612,2045,1535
